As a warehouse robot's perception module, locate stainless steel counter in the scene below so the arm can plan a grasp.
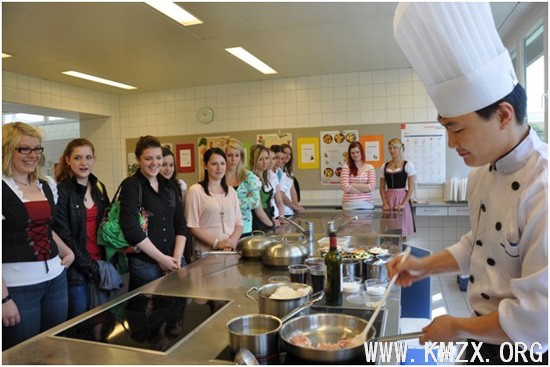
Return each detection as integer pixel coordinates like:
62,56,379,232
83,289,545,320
2,210,402,364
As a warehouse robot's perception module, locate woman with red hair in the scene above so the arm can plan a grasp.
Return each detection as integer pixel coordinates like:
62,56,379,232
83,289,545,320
339,142,376,210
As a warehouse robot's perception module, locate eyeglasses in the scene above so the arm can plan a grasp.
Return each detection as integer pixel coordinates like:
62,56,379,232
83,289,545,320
15,146,44,155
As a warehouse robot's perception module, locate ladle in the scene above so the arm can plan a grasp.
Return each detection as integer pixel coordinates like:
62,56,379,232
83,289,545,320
351,246,411,346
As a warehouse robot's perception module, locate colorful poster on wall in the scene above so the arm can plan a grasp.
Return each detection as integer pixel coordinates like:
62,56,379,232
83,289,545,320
320,130,359,185
361,135,384,168
197,135,231,178
297,137,319,169
176,143,195,173
256,133,292,147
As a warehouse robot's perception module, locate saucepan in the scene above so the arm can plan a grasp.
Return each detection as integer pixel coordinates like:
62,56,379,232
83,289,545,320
227,292,324,358
245,282,312,318
279,313,423,363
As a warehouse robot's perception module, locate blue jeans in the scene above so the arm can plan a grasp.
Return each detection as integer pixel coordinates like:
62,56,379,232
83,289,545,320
68,282,108,319
3,270,68,351
127,256,163,291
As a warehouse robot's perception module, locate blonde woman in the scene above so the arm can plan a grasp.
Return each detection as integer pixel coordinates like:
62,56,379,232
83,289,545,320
249,145,282,231
2,122,75,350
379,138,416,239
224,139,261,237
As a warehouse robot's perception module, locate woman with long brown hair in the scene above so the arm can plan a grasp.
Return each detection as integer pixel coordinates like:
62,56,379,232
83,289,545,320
339,141,376,210
54,138,112,318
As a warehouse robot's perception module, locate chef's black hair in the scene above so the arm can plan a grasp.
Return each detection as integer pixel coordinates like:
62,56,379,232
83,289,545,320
475,83,527,125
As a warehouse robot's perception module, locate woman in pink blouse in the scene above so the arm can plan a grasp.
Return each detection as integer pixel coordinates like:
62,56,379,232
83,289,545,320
340,141,376,210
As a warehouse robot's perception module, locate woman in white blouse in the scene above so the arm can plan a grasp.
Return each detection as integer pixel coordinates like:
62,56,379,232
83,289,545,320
185,148,243,258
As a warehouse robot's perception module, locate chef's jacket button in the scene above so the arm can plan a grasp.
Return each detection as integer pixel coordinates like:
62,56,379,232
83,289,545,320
163,228,166,231
495,222,502,231
474,310,481,316
480,204,486,212
469,275,474,283
511,181,520,190
476,240,483,246
481,293,490,300
487,258,495,266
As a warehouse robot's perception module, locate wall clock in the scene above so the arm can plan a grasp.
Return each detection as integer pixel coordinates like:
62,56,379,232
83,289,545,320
197,106,215,124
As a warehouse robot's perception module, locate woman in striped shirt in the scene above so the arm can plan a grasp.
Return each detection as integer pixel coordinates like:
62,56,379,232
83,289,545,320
340,141,376,210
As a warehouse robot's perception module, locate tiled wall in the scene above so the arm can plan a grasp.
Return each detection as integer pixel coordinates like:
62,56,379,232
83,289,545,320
3,68,440,201
407,215,471,252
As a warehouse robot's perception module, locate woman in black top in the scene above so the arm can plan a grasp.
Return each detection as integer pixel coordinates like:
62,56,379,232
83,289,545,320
54,138,111,318
119,136,186,291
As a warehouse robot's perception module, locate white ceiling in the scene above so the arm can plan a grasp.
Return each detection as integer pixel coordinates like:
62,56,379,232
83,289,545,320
2,2,524,96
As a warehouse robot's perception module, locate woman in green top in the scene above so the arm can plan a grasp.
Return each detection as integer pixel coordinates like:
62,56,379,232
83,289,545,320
225,138,263,237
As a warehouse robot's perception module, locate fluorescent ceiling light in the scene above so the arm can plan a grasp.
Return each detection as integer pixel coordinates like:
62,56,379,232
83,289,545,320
62,71,137,90
2,53,12,58
145,1,202,26
225,47,277,75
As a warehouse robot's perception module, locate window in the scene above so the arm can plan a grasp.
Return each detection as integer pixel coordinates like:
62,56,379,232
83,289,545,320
523,22,546,140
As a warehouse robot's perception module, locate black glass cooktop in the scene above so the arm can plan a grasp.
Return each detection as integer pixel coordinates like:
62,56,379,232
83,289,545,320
53,293,230,354
212,304,384,365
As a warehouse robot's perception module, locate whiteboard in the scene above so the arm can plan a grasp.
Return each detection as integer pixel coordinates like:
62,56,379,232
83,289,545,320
401,123,446,184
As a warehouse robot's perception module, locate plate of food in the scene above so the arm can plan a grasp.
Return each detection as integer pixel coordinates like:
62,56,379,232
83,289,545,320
346,133,356,143
323,134,333,144
368,246,390,255
334,133,345,143
324,167,334,178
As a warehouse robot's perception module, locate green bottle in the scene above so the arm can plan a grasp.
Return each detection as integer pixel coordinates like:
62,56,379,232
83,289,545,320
325,224,342,306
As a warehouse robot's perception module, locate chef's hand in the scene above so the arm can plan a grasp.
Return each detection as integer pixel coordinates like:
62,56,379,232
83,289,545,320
2,299,20,327
386,253,425,287
419,315,460,344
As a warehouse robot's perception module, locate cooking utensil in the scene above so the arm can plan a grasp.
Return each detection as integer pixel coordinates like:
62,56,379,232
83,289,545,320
279,291,324,323
238,231,276,259
234,348,259,365
351,246,411,346
279,313,370,363
227,314,281,358
245,282,312,318
261,239,309,268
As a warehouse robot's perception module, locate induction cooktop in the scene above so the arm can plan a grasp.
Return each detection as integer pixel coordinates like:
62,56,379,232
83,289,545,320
53,293,230,354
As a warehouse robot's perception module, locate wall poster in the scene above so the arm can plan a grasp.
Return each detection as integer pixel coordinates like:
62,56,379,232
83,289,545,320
360,135,384,168
297,137,319,169
256,132,292,147
320,130,359,185
176,143,195,173
401,123,446,184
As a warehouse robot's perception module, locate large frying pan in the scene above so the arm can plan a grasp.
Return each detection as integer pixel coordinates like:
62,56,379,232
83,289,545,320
279,313,422,363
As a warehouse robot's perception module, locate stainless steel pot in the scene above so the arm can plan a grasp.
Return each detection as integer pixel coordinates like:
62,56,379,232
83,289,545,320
363,257,388,281
261,239,309,268
238,231,276,259
245,282,312,318
227,314,281,358
279,313,371,363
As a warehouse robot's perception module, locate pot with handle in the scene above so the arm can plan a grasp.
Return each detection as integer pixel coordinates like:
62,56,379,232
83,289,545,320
245,282,312,318
227,291,324,359
279,313,423,363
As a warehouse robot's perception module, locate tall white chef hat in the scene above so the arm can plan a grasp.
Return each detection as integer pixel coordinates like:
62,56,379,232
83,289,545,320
394,2,518,118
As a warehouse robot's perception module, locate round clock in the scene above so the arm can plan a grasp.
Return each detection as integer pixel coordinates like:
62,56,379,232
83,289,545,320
197,106,215,124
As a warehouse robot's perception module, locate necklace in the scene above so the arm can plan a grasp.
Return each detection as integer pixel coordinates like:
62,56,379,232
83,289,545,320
214,193,226,234
13,178,32,187
392,160,402,169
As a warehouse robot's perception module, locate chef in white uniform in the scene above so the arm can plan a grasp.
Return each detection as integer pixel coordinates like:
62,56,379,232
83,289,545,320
388,3,547,364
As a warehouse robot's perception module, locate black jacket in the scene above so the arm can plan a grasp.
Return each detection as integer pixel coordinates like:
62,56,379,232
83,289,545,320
54,174,110,285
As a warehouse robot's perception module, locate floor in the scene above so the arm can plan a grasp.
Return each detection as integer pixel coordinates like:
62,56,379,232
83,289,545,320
431,273,472,319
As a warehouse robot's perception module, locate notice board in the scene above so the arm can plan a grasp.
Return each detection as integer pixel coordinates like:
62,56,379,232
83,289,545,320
401,123,447,184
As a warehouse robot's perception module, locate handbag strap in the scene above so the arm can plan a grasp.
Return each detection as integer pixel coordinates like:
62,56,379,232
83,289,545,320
112,176,143,206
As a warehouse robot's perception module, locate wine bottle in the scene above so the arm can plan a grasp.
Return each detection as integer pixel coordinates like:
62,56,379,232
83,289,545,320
325,226,342,306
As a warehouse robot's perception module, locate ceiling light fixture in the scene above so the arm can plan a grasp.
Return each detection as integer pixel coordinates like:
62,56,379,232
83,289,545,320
2,53,12,58
145,1,202,26
62,71,137,90
225,47,277,75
